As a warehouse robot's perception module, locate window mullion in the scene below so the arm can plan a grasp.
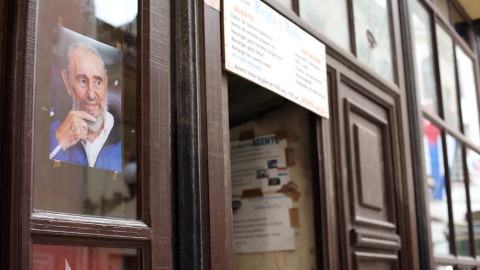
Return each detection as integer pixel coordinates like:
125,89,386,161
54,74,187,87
292,0,299,15
441,129,458,256
347,0,356,55
462,146,477,258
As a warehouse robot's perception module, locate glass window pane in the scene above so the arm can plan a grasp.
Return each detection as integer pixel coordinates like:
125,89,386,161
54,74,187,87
33,0,138,218
466,149,480,258
456,46,480,145
276,0,292,9
299,0,350,51
423,119,451,255
353,0,394,80
436,25,461,130
33,244,137,269
446,135,471,256
452,6,470,45
410,0,438,114
435,0,450,21
228,95,317,268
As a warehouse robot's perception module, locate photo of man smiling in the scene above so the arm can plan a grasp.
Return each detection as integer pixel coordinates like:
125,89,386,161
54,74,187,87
49,27,122,172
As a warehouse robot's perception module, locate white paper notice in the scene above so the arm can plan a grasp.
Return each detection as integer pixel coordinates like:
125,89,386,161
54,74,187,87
230,134,290,196
223,0,329,118
233,194,295,253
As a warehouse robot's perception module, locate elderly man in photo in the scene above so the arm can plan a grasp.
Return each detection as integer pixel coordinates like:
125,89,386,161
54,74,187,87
49,42,121,172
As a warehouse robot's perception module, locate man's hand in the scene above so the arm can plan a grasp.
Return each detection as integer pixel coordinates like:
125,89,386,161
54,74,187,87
55,111,96,150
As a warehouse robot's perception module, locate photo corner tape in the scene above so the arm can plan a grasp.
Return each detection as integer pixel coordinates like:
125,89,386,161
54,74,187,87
241,188,264,199
53,160,61,168
285,148,295,166
289,208,300,228
277,181,301,201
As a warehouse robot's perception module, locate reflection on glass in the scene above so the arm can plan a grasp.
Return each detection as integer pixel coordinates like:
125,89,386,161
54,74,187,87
94,0,138,27
436,25,460,130
435,266,454,270
33,244,137,270
353,0,393,80
410,0,438,114
33,0,138,218
452,6,470,45
456,46,480,146
435,0,450,21
466,149,480,258
299,0,350,50
446,135,470,256
276,0,292,9
423,119,451,255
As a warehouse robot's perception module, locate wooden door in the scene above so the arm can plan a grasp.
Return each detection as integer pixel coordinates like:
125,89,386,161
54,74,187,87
331,64,411,270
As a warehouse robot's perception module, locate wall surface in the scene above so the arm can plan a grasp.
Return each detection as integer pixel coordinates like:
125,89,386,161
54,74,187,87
230,103,317,270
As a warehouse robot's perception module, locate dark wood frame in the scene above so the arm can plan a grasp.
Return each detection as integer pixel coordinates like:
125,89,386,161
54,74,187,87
399,0,436,268
172,2,235,269
173,1,205,269
202,4,234,270
407,0,480,269
0,0,173,269
0,0,15,267
310,76,343,270
214,0,420,269
3,0,480,268
271,1,420,269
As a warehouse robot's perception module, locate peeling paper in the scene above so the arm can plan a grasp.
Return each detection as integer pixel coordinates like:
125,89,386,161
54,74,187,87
241,188,263,199
275,130,299,143
285,147,295,166
289,208,300,228
277,181,301,201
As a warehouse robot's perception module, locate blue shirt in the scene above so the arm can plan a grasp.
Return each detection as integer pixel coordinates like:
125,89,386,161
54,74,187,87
50,120,122,172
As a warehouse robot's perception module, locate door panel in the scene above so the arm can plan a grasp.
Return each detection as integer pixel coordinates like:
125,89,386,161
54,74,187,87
353,252,398,270
336,73,403,270
345,97,396,230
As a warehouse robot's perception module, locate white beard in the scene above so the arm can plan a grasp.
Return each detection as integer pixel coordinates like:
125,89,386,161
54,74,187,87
72,96,108,132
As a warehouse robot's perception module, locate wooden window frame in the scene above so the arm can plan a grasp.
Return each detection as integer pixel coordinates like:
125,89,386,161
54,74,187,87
0,0,173,269
212,0,419,269
271,0,480,269
293,0,400,85
409,0,480,268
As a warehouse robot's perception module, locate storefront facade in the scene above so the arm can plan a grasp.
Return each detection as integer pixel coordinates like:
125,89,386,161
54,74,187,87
1,0,480,269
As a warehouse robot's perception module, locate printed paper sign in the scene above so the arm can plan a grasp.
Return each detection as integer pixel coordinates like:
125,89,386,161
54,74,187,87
233,194,295,253
223,0,329,118
230,134,290,196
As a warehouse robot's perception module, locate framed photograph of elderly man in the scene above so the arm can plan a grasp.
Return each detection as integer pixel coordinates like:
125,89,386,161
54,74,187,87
33,16,138,218
49,25,123,173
